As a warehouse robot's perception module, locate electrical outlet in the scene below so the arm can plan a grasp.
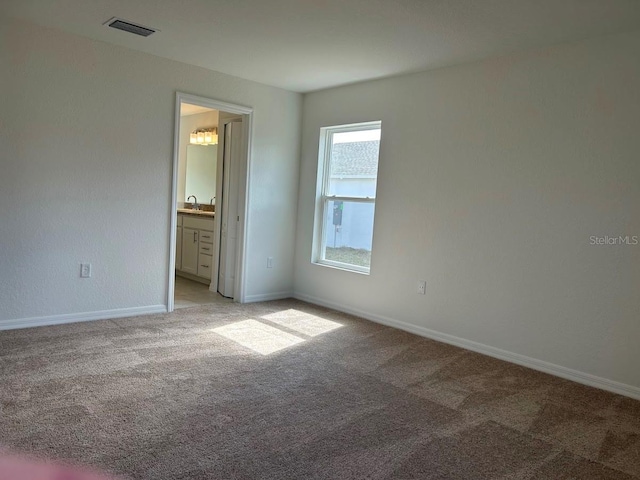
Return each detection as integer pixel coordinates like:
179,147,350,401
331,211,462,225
80,263,92,278
417,280,426,295
267,257,274,269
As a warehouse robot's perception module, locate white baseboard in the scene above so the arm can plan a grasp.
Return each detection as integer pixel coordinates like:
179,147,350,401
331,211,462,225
243,291,293,303
0,305,167,331
293,292,640,401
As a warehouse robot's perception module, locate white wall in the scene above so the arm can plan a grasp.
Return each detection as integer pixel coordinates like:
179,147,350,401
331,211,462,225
294,31,640,393
178,110,218,204
0,17,301,325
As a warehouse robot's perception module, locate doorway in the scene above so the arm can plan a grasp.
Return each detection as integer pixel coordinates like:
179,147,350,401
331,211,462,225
168,93,253,312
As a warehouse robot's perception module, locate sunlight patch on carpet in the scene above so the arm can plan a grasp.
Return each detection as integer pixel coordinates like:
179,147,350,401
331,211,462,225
211,319,304,355
261,309,343,337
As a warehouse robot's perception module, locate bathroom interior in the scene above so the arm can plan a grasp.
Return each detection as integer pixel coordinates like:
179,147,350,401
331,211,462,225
174,102,241,308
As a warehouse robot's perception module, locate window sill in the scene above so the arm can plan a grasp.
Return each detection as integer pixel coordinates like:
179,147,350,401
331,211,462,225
311,260,370,275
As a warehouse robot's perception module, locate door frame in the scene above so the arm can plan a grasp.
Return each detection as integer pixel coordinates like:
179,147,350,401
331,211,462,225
167,92,253,311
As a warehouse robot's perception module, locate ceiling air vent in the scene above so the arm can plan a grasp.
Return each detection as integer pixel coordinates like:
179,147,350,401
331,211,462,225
105,17,156,37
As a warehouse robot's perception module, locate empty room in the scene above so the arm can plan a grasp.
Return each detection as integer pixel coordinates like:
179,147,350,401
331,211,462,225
1,1,639,479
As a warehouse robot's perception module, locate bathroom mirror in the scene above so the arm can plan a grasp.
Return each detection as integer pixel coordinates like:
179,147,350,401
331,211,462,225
185,144,217,204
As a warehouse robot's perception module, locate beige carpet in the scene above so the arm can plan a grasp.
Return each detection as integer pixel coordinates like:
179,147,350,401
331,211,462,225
1,299,639,479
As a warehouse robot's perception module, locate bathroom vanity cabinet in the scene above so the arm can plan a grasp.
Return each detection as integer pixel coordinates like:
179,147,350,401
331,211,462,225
176,215,183,271
176,212,215,284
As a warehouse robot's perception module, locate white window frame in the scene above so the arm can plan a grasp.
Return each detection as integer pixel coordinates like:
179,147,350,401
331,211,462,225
312,120,382,274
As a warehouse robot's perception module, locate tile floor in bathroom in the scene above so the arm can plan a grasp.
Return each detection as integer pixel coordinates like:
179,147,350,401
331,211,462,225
174,275,232,309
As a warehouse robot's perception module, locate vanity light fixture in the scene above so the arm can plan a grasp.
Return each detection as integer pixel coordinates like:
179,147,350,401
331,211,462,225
189,127,218,145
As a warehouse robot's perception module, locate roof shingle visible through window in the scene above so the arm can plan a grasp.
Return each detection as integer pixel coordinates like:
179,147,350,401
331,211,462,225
330,141,379,177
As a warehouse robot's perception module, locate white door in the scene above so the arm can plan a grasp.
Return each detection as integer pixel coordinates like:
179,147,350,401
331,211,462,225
217,120,242,298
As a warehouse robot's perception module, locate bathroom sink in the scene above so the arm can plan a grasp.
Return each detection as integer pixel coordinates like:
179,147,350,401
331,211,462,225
177,208,215,216
181,203,214,213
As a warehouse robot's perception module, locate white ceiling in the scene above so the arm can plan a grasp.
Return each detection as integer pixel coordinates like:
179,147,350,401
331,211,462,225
3,0,640,92
180,103,215,117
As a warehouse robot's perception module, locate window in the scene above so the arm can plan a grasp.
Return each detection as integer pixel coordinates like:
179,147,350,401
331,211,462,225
313,121,381,273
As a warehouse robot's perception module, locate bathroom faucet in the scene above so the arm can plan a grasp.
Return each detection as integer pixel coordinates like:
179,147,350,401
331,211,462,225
210,197,215,205
187,195,199,210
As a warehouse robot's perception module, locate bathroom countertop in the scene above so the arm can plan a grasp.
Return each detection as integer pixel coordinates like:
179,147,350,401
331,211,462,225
177,208,215,217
